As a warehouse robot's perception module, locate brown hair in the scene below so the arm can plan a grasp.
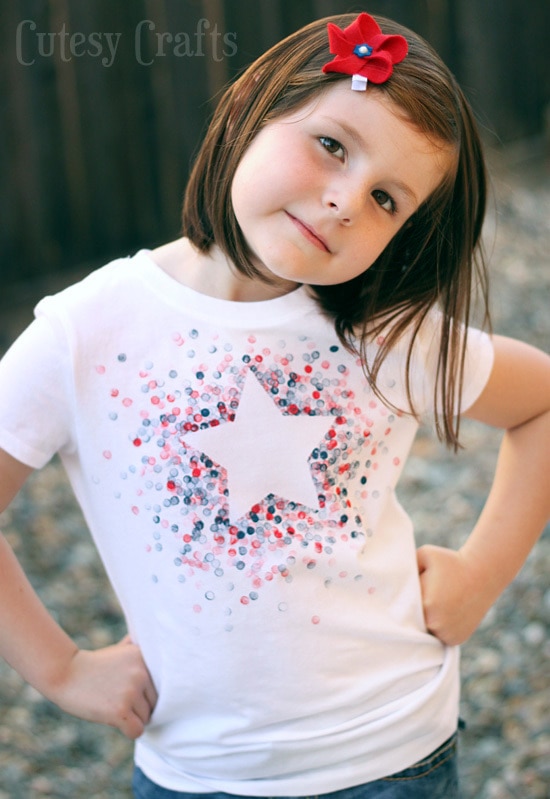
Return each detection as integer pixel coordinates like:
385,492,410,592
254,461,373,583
182,13,490,449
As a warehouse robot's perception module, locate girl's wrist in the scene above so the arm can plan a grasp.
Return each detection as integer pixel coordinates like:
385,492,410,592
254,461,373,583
457,540,515,610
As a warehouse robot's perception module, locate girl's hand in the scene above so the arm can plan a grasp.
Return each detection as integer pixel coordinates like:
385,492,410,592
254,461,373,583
48,636,158,739
0,525,156,739
417,544,494,646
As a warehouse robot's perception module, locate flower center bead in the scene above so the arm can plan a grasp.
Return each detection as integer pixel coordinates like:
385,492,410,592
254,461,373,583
353,43,373,58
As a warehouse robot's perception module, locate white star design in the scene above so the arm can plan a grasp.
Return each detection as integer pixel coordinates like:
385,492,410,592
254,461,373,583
182,370,332,522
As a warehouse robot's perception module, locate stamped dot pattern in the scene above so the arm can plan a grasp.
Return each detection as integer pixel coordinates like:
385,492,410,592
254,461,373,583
94,329,403,621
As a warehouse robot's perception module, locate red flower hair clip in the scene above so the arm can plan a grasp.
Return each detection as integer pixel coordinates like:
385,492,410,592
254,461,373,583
322,13,408,91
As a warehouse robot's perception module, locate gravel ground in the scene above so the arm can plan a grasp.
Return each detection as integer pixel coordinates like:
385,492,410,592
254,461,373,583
0,144,549,798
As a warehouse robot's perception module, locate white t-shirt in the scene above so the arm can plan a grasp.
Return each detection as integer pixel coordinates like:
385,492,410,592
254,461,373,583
0,251,494,793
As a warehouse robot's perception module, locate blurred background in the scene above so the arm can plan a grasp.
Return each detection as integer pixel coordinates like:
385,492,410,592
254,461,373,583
0,1,549,798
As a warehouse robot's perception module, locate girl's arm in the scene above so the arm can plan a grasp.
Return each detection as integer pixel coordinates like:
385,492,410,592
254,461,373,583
417,335,550,646
0,448,157,738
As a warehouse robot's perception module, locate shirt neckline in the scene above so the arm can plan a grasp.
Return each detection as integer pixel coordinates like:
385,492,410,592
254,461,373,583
133,249,317,327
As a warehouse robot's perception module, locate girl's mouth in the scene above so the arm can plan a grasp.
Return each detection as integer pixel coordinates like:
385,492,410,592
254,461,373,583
285,212,330,253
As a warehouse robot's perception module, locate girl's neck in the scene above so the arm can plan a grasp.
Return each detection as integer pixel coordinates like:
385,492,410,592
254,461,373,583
150,238,299,303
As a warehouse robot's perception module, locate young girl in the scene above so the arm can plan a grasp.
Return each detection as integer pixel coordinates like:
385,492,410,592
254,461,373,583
0,12,548,799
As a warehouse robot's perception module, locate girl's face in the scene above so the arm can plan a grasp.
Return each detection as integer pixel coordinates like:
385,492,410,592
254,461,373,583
231,81,454,294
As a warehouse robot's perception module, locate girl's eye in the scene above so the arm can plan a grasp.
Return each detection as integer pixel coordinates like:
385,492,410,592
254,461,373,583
319,136,345,160
372,189,397,214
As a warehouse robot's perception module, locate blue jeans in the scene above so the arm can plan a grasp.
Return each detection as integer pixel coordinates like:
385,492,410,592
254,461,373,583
132,733,459,799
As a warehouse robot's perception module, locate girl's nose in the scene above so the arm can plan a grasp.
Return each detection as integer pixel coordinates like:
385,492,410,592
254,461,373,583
323,181,365,225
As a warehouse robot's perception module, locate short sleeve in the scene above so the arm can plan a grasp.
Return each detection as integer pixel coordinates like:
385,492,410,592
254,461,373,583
459,326,494,412
0,313,75,468
396,311,495,417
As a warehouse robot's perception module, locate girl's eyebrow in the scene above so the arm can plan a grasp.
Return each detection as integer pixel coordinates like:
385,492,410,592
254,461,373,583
319,116,420,206
320,116,364,148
